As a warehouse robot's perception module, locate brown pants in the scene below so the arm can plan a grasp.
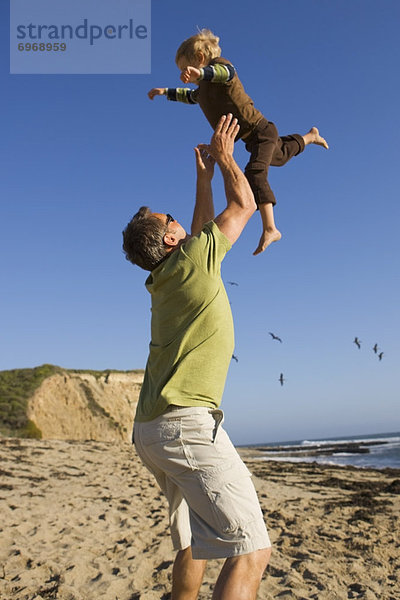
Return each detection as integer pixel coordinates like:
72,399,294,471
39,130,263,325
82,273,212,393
244,118,305,206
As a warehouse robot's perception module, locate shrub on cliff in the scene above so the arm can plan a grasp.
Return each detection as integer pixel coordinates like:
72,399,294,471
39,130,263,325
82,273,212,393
0,364,60,437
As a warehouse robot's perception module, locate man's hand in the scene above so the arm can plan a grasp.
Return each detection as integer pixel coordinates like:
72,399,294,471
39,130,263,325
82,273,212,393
180,66,201,83
201,114,255,246
194,147,215,182
198,114,240,165
148,88,166,100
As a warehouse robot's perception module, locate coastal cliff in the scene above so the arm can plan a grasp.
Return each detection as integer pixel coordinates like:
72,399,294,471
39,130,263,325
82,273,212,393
0,365,143,443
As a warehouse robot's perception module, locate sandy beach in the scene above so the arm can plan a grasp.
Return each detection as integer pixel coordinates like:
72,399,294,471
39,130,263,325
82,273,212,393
0,438,399,600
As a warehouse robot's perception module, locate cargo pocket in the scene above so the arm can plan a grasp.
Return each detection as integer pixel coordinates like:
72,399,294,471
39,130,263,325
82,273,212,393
200,460,259,534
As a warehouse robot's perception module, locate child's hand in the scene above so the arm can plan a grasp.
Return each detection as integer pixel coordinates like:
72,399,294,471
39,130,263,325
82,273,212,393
180,66,201,84
195,147,215,181
148,88,166,100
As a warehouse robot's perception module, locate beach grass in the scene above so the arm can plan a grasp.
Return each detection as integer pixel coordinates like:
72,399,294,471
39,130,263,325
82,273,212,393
0,364,61,438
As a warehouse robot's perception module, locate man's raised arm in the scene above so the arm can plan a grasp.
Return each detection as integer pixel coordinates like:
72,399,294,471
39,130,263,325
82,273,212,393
197,114,256,245
191,148,215,236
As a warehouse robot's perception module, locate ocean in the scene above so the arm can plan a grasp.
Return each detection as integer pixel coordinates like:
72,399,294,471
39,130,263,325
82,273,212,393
247,431,400,470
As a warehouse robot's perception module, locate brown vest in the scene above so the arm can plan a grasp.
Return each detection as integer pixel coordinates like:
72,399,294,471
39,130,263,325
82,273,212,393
193,57,264,140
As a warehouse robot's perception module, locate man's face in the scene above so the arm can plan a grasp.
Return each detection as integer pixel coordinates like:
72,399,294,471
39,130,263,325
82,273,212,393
152,213,188,246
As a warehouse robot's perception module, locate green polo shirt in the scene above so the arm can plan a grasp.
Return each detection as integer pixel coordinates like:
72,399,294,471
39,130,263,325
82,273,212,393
135,221,234,422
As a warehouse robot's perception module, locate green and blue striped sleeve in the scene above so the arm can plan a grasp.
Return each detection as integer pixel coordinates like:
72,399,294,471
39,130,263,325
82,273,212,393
166,88,198,104
198,63,236,83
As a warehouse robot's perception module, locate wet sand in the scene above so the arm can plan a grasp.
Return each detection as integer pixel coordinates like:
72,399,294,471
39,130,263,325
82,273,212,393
0,438,399,599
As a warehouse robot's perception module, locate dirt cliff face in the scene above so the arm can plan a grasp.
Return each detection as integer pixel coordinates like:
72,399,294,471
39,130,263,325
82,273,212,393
27,371,143,443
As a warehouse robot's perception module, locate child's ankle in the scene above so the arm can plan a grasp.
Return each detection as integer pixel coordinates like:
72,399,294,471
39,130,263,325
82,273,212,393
264,225,279,234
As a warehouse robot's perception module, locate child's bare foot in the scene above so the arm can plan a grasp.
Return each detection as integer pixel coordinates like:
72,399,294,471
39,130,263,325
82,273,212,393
253,228,282,255
303,126,329,149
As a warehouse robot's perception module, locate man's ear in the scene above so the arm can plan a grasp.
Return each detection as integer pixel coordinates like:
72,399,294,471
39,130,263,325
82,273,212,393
163,232,179,247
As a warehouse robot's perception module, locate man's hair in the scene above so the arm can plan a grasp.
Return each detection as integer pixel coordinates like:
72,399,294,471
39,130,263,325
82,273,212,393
122,207,169,271
176,29,221,66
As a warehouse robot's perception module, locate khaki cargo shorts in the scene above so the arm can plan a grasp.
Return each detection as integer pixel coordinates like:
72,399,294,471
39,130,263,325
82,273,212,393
133,406,271,560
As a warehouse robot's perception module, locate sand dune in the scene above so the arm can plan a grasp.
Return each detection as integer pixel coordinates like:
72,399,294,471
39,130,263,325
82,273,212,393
0,438,399,599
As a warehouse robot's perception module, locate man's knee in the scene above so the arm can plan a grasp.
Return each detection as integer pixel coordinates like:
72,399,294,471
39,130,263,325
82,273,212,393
260,546,272,570
172,547,207,598
227,546,271,576
250,547,271,574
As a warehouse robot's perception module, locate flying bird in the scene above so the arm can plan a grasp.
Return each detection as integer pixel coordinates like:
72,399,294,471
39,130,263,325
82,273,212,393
279,373,285,386
231,354,239,363
269,332,283,343
227,281,239,286
378,352,384,361
373,343,379,354
353,337,361,349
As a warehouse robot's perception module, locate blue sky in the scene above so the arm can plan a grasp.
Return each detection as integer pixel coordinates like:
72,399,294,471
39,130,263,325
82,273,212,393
1,0,399,445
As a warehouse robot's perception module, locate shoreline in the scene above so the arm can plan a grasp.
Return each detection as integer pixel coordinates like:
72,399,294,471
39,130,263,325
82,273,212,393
1,438,399,599
238,439,400,472
239,444,400,474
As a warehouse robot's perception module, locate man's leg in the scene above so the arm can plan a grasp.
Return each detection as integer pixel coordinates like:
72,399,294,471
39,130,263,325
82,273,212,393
212,548,271,600
172,546,207,600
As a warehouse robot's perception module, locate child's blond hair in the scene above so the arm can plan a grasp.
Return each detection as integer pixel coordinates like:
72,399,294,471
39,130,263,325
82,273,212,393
175,29,221,66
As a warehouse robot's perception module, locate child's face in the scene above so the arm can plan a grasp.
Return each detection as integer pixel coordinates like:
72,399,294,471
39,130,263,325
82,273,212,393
178,52,207,71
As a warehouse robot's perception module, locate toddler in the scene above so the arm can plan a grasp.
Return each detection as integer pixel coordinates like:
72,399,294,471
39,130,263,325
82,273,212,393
148,29,328,254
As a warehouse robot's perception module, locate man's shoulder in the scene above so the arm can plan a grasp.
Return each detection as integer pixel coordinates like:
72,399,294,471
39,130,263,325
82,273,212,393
185,221,230,250
181,221,231,273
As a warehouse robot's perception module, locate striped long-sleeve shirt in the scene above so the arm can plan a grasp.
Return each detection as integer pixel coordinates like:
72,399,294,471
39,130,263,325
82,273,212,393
165,57,264,140
166,62,236,104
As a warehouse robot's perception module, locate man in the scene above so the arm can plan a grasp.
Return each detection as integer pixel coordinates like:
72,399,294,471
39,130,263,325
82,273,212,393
122,114,271,600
